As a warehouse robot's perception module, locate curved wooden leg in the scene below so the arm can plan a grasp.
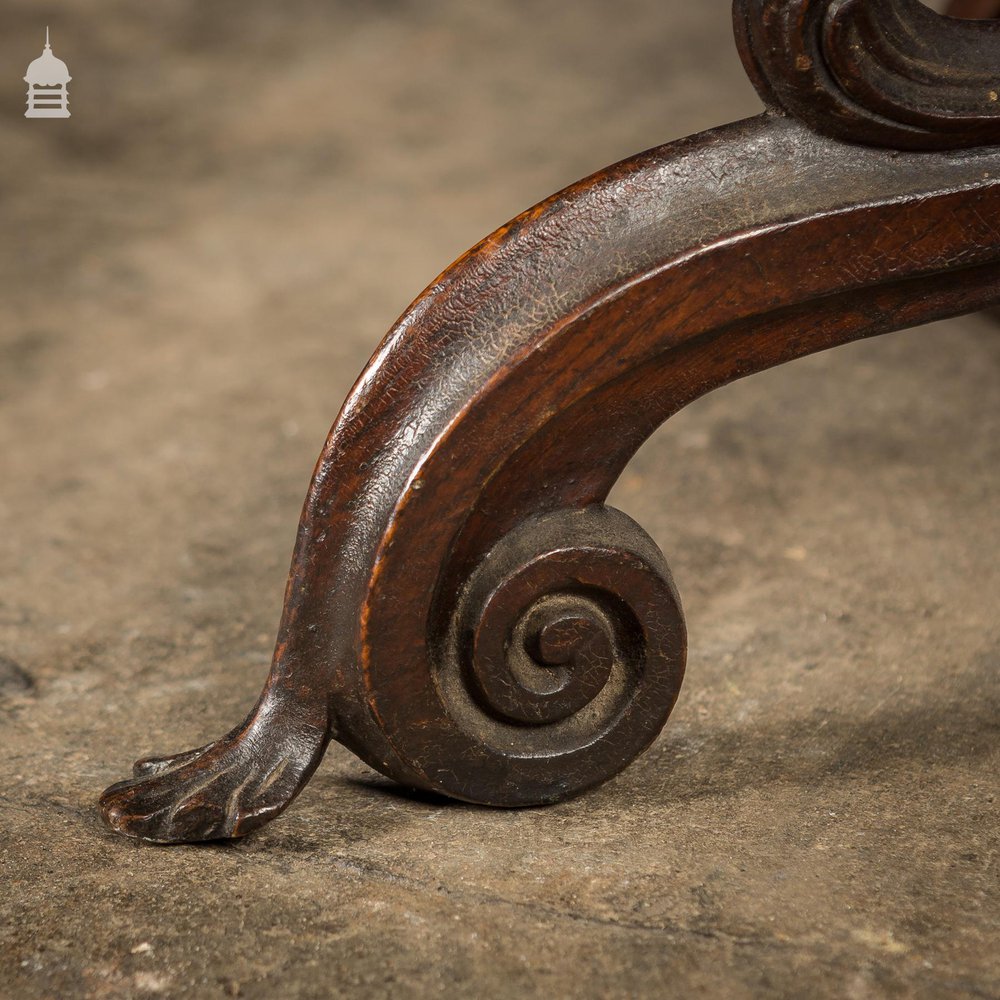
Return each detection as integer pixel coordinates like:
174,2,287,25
100,0,1000,842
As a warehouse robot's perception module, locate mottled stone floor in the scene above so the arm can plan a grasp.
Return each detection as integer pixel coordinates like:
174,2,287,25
1,2,997,998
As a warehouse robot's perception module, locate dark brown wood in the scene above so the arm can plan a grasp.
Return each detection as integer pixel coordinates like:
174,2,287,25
947,1,1000,19
100,1,1000,842
735,0,1000,149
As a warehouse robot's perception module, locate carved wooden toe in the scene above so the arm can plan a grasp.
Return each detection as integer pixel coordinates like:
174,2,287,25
100,0,1000,841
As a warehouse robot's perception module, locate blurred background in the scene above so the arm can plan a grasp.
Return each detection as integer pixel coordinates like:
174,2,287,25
1,3,997,999
0,0,760,646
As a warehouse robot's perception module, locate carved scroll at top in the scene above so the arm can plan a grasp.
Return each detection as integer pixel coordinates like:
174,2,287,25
734,0,1000,149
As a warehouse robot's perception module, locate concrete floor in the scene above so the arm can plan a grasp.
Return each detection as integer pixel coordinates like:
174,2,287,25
1,2,997,998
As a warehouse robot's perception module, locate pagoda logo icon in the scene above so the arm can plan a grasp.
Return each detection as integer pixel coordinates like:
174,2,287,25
24,28,71,119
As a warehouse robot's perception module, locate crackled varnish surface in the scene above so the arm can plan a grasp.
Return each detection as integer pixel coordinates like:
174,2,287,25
100,0,1000,843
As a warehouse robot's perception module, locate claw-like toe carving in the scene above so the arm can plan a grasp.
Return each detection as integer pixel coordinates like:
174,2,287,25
100,1,1000,842
132,742,217,778
100,692,328,842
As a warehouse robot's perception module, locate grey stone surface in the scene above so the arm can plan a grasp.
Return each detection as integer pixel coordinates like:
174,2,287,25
0,2,997,998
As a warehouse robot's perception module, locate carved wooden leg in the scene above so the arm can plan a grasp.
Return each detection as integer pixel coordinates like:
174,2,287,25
100,0,1000,842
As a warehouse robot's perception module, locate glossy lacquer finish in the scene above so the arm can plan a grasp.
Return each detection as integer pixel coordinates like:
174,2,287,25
100,0,1000,842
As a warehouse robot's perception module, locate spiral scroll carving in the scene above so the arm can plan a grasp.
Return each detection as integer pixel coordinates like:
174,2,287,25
97,10,1000,839
734,0,1000,149
430,507,686,786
